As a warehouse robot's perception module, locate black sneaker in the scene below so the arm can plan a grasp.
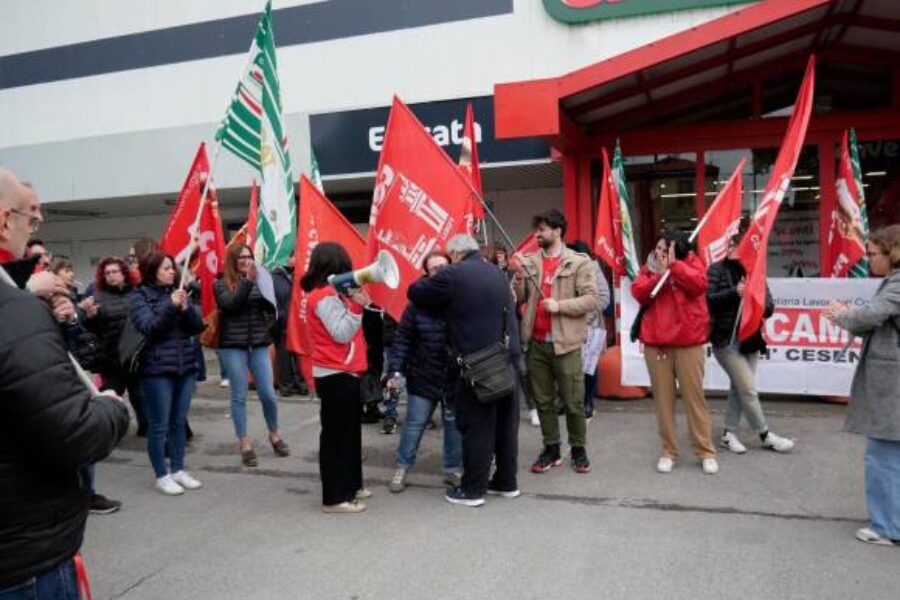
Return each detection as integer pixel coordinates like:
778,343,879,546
90,494,122,515
381,416,398,435
444,486,485,507
571,446,591,473
530,445,563,473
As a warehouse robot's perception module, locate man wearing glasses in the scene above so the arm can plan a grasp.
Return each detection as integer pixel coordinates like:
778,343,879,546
0,167,130,597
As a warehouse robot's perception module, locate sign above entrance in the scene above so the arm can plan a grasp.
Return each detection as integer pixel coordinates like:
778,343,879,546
542,0,754,24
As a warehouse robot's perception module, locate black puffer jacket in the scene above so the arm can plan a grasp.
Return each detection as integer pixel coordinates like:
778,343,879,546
0,260,130,589
707,259,774,350
214,276,276,349
387,302,456,402
86,286,135,372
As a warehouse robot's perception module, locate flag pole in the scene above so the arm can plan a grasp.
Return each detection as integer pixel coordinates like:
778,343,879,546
729,298,744,345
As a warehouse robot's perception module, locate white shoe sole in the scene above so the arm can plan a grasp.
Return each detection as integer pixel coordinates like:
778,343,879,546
444,494,485,507
856,528,896,546
487,489,522,499
155,485,184,496
721,441,747,454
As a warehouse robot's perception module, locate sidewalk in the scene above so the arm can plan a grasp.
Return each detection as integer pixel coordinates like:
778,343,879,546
82,384,896,600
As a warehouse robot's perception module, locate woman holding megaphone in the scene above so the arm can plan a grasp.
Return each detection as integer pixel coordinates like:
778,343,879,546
301,242,372,514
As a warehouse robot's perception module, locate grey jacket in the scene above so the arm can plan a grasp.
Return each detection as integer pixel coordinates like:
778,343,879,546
836,269,900,441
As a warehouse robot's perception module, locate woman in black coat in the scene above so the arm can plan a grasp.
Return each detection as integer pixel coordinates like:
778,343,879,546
87,256,147,435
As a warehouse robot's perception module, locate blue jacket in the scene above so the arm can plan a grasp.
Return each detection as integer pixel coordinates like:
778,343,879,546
407,251,523,370
130,283,205,377
387,302,456,402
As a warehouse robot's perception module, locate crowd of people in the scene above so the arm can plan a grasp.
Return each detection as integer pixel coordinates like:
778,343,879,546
2,167,899,595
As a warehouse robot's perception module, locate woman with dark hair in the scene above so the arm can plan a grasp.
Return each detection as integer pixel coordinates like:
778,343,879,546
632,230,719,475
130,252,206,495
827,225,900,546
301,242,371,514
386,251,462,492
86,256,147,435
213,243,289,467
707,235,794,454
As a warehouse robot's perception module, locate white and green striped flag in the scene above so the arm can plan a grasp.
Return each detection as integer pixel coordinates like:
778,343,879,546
216,1,295,267
310,151,324,193
847,128,869,278
612,140,640,280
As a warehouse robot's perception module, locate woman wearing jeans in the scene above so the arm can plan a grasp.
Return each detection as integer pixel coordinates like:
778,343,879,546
827,225,900,546
214,243,289,467
386,252,462,492
301,242,371,514
707,235,794,454
130,252,205,495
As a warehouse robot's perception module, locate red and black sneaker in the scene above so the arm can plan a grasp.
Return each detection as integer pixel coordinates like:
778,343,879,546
531,445,563,473
571,446,591,474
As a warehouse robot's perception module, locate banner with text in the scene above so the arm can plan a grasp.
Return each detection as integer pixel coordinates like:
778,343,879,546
620,277,880,395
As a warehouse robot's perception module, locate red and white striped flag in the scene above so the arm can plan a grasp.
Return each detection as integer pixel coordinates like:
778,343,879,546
698,158,745,266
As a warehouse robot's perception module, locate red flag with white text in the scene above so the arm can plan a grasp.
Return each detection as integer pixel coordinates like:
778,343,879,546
459,102,484,230
698,158,744,266
159,143,210,263
737,56,815,341
286,176,367,385
367,96,473,321
593,148,625,276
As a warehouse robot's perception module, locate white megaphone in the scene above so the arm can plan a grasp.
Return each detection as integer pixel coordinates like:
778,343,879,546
327,249,400,294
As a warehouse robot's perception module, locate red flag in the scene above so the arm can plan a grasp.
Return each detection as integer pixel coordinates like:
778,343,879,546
247,180,259,253
159,143,210,262
827,130,867,277
737,56,815,341
459,102,484,228
697,158,745,266
286,176,367,385
593,147,625,276
190,192,226,318
367,96,473,321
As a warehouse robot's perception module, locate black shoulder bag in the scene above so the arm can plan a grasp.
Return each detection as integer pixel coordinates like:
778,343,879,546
118,291,150,373
456,306,517,403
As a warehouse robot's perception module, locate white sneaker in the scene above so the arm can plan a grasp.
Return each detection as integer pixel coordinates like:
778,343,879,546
702,458,720,475
656,457,674,473
762,431,794,453
389,468,407,493
219,379,230,388
856,527,896,546
171,470,202,490
721,431,747,454
528,409,540,427
155,475,185,496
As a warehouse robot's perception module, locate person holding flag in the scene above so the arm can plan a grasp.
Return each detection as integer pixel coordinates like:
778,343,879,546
707,233,794,455
214,243,290,468
632,230,719,475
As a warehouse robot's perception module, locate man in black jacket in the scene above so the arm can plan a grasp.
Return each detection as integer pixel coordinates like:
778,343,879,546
0,168,130,596
271,258,307,397
408,234,522,507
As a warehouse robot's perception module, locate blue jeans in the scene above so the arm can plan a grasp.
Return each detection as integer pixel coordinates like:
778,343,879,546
219,347,279,438
396,394,462,473
865,438,900,540
141,374,196,478
712,343,768,433
0,559,79,599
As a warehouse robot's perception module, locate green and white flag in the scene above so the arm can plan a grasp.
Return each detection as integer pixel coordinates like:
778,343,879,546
216,1,295,267
847,129,870,278
612,140,640,280
310,151,324,193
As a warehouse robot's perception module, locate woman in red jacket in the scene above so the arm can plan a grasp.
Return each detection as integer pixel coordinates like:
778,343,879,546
631,230,719,475
300,242,372,514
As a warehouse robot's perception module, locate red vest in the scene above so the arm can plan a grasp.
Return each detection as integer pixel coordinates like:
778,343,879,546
306,286,368,374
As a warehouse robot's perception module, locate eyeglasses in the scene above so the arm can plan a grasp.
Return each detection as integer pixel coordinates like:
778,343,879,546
238,255,254,261
9,208,40,233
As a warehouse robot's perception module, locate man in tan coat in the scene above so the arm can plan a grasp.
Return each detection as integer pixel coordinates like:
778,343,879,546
514,209,599,473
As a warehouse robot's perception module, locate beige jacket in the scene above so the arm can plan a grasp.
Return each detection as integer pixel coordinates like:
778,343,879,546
514,247,599,355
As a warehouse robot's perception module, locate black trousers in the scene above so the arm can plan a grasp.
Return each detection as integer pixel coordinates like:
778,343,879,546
454,380,519,497
316,373,364,505
101,368,146,429
275,332,304,389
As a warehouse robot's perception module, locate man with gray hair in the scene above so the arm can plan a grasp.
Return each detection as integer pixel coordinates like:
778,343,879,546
0,168,130,597
407,234,523,507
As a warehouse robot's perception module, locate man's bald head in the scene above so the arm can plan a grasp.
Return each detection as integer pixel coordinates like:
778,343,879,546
0,167,21,208
0,168,42,258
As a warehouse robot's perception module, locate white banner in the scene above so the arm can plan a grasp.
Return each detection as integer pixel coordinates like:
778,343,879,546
620,277,881,396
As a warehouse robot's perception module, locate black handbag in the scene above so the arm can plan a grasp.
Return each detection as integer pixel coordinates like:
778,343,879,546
629,305,647,343
457,307,516,404
118,292,149,373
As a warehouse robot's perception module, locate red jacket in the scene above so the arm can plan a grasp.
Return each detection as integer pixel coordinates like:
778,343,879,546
631,253,709,347
306,286,368,374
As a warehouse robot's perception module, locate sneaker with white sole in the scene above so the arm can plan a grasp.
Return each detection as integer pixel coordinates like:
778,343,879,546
322,500,366,514
389,468,407,493
170,470,202,490
702,458,720,475
487,487,522,499
656,457,674,473
528,409,540,427
219,379,230,388
856,527,897,546
721,431,747,454
155,475,185,496
444,486,485,507
762,431,794,453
